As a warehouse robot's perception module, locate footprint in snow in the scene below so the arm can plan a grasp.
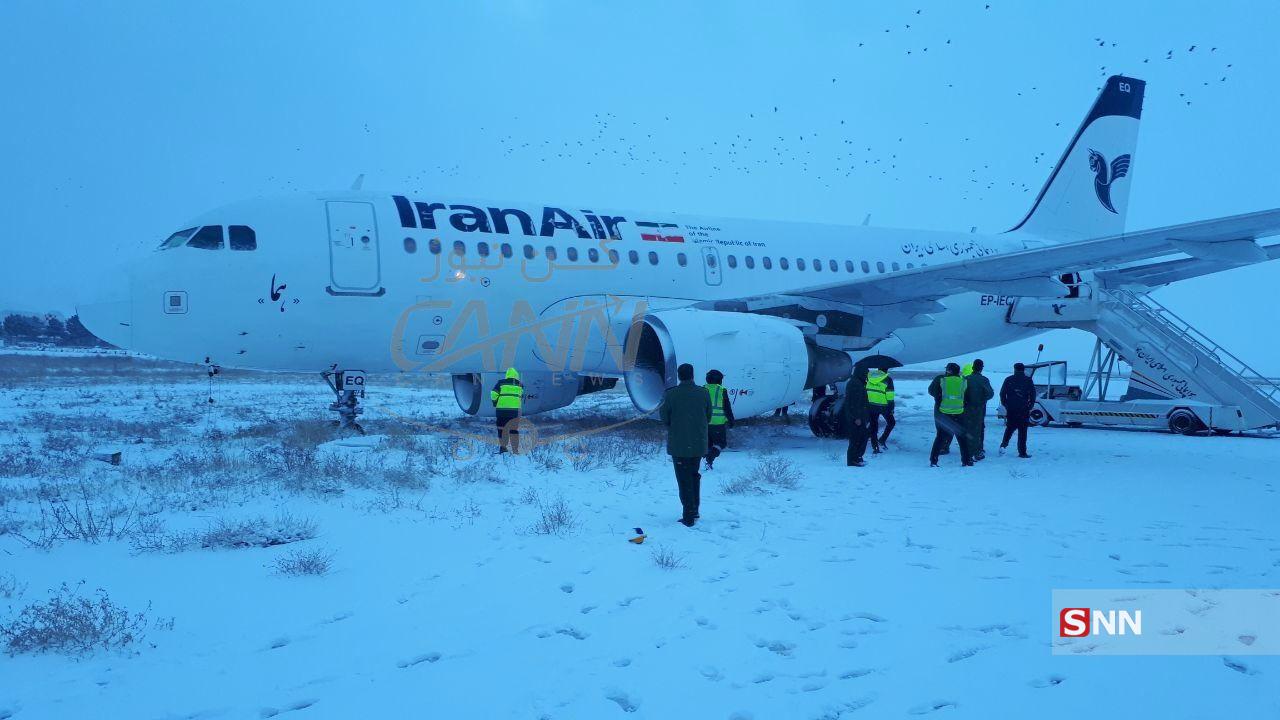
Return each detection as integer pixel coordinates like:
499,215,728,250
699,665,724,681
556,626,589,640
946,646,987,663
1223,657,1257,675
840,668,874,680
580,605,597,615
908,700,958,714
612,658,632,668
1029,675,1065,688
260,699,317,717
560,583,575,594
397,652,441,668
266,636,291,650
605,690,639,713
754,639,796,656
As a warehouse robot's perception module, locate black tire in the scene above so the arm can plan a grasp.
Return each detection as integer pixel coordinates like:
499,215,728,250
1167,409,1205,435
808,395,847,438
1028,405,1051,427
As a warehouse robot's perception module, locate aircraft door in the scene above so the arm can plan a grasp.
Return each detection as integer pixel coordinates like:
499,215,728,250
326,201,384,296
701,246,722,286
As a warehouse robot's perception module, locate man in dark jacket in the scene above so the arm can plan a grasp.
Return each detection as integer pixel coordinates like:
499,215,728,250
999,362,1036,458
963,359,995,461
659,363,712,526
844,367,871,467
704,369,735,470
928,362,972,467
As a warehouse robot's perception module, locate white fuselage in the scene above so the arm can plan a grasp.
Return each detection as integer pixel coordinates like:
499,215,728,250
83,191,1042,380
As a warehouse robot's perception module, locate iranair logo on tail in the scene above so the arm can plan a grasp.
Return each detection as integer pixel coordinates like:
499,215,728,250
1087,149,1131,214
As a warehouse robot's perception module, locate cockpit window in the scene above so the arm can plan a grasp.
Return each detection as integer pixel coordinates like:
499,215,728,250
186,225,224,250
229,225,256,251
159,227,197,249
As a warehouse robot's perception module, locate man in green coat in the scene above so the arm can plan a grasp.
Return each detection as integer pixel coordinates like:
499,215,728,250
963,358,995,461
659,363,712,527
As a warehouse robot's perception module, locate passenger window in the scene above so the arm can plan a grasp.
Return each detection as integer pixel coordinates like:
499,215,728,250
588,247,600,263
813,258,821,272
478,241,490,257
186,225,223,250
829,259,837,272
628,250,639,264
876,261,886,273
845,260,854,273
891,261,900,271
677,252,687,267
648,251,658,265
780,258,790,270
763,257,773,269
524,245,536,259
608,249,620,264
545,246,557,261
402,237,417,254
452,240,465,256
567,247,578,262
796,258,806,271
429,238,442,254
501,243,512,258
745,256,755,269
907,262,915,269
727,255,737,269
160,227,197,249
861,260,870,273
229,226,256,251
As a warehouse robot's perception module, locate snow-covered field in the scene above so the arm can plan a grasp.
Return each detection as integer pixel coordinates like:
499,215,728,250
1,354,1277,719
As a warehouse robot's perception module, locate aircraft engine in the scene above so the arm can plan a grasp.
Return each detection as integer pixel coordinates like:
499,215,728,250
624,309,851,419
452,371,617,417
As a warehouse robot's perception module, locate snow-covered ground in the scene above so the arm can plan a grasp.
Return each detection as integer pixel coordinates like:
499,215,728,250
1,358,1278,719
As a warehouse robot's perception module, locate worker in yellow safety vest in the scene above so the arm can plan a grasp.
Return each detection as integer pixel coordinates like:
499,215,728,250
866,368,897,453
704,369,736,470
927,362,972,467
490,367,524,453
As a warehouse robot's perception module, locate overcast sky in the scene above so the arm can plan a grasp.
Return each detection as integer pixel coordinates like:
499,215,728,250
2,1,1276,371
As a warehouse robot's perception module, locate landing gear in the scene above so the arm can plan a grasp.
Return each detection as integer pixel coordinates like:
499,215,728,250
808,394,849,438
322,368,367,435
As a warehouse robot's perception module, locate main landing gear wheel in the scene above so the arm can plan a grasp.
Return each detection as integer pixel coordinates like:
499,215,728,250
808,395,849,438
1167,409,1205,436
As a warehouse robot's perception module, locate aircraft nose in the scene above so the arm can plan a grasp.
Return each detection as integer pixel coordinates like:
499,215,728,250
76,273,133,349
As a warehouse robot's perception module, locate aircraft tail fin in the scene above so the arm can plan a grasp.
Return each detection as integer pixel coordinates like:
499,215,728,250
1008,75,1145,243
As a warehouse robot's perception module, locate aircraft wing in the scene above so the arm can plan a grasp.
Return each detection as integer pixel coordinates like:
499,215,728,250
1096,241,1280,289
750,207,1280,309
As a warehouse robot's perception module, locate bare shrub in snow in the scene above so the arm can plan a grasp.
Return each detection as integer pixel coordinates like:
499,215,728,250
16,481,143,548
0,572,25,600
0,583,148,656
651,545,686,570
451,459,503,485
567,436,651,473
721,473,763,495
518,486,540,505
531,495,576,536
0,438,46,478
273,547,334,576
749,455,802,491
199,513,318,549
529,444,565,473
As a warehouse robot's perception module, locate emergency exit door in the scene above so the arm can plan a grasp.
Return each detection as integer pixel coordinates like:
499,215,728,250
701,246,722,286
326,201,384,296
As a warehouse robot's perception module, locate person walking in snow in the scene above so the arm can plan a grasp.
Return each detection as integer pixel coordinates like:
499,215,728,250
660,363,712,527
704,369,735,470
963,359,995,460
929,363,972,467
999,362,1036,458
844,366,871,467
490,367,524,453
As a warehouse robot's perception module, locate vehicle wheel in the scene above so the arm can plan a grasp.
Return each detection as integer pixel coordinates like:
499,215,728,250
1028,406,1050,427
808,395,847,438
1167,409,1205,435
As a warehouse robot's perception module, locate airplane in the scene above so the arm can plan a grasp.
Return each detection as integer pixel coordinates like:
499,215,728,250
78,75,1280,438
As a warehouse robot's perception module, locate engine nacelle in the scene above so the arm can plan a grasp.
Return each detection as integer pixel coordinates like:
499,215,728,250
625,309,846,418
452,371,617,417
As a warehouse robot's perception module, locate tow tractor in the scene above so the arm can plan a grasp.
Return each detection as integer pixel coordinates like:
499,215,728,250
998,341,1247,435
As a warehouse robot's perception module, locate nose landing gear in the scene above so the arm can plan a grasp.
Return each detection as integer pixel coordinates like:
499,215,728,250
322,367,367,435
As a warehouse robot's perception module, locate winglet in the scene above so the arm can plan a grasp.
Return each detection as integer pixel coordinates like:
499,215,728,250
350,173,365,191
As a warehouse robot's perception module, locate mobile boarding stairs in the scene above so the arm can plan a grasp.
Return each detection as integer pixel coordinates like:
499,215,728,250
1006,285,1280,435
